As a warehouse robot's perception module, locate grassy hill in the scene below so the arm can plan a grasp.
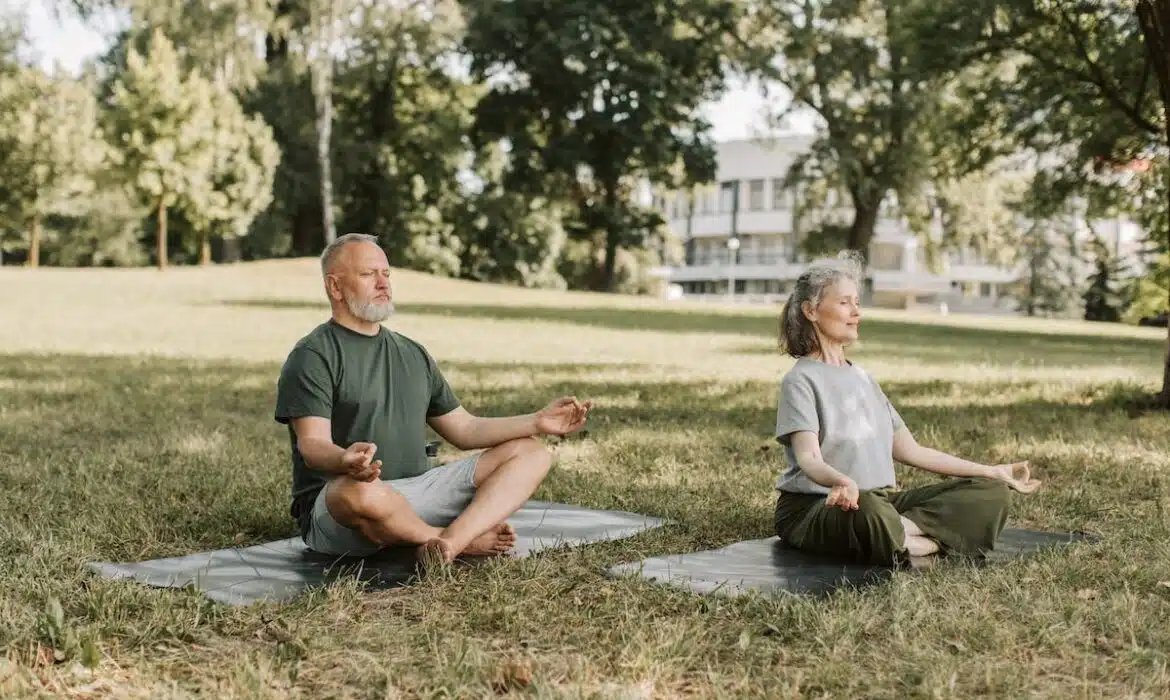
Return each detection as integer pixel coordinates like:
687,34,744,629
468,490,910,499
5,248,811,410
0,260,1167,698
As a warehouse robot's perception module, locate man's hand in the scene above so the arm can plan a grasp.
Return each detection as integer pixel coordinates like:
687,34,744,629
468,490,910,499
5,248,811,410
988,461,1041,494
534,396,592,436
341,442,381,482
825,478,859,511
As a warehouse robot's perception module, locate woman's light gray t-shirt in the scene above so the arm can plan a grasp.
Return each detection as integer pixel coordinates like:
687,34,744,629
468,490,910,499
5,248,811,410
774,357,905,494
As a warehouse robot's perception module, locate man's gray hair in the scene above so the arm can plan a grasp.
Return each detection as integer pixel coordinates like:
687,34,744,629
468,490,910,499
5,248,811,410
778,250,865,358
320,233,380,276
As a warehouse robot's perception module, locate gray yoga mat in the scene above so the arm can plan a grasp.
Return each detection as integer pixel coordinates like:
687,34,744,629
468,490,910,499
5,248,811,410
608,528,1096,598
87,500,666,606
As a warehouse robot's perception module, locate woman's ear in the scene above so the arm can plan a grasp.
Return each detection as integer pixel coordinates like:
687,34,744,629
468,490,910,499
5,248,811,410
801,300,816,323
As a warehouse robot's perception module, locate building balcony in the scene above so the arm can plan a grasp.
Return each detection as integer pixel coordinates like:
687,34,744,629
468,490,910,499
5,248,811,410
668,210,913,244
668,259,807,283
868,269,953,295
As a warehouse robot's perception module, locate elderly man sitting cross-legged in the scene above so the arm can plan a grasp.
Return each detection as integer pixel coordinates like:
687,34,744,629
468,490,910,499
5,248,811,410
274,233,592,566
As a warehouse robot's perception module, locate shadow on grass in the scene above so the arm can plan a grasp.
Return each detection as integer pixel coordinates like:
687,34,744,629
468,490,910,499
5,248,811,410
0,352,1158,565
222,298,1165,368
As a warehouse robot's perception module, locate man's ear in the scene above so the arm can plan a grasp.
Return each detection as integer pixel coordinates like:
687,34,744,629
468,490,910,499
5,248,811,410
324,274,342,302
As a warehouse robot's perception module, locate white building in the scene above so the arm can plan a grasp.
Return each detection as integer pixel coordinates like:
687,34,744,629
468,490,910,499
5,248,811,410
652,137,1145,314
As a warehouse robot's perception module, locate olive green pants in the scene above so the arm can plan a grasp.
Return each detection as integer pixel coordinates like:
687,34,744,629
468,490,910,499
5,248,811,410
774,477,1013,567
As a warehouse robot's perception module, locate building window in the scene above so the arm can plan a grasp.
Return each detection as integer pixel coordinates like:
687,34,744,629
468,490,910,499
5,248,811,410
772,178,789,209
719,181,737,212
747,179,765,211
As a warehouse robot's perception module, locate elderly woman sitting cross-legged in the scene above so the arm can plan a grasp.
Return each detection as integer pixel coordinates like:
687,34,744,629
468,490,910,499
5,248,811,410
772,252,1041,567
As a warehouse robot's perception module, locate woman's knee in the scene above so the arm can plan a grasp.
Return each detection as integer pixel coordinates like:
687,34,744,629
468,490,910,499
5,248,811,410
851,492,906,565
969,477,1014,511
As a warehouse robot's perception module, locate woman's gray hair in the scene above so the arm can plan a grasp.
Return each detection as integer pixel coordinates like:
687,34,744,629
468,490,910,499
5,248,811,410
778,250,865,357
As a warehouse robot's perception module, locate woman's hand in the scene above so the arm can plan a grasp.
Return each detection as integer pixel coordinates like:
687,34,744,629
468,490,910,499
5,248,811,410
988,461,1042,494
825,478,860,511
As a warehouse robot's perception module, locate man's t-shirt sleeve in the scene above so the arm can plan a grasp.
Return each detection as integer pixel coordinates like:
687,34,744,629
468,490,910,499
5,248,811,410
775,373,820,446
275,346,334,424
424,351,461,418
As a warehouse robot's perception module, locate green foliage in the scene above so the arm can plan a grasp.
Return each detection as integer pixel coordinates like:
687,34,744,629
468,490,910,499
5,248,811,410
746,0,986,258
0,67,106,260
121,0,276,92
331,0,472,274
183,88,281,249
105,28,278,266
1082,238,1133,322
460,0,737,290
105,30,216,213
457,144,572,289
1126,253,1170,323
42,186,151,267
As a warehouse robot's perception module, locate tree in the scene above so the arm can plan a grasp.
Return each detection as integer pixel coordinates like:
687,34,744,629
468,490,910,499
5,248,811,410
104,29,217,270
331,0,473,273
111,0,276,92
460,0,738,292
744,0,1002,265
306,0,357,248
1136,0,1170,404
915,0,1170,404
1083,236,1131,322
454,138,572,288
1,67,106,267
183,88,281,265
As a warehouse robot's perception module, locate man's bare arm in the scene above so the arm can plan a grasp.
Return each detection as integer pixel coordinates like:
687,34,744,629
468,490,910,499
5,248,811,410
291,416,348,474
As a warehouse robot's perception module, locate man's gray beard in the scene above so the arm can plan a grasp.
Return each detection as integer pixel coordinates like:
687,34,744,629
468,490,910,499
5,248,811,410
346,295,394,323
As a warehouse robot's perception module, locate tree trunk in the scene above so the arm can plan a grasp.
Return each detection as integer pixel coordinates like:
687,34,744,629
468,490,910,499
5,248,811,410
847,199,879,261
199,230,212,265
291,201,321,256
1135,0,1170,406
601,180,621,292
157,198,168,271
28,213,41,268
311,0,337,248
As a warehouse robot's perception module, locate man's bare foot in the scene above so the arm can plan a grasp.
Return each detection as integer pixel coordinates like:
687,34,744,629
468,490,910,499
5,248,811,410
416,538,455,570
461,523,517,557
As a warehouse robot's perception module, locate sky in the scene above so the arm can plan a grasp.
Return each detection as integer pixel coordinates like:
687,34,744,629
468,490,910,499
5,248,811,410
12,0,814,142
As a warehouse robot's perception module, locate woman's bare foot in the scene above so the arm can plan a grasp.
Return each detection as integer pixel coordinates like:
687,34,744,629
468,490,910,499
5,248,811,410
905,534,940,557
461,523,517,557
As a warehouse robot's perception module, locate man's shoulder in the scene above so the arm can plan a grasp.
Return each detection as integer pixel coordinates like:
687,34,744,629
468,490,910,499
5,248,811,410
387,329,436,364
283,322,340,365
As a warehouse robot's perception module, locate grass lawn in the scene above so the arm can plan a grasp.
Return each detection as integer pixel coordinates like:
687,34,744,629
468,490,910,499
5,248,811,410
1,259,1168,698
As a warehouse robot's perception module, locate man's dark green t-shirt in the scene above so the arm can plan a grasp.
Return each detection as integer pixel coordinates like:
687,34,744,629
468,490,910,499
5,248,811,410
274,320,461,533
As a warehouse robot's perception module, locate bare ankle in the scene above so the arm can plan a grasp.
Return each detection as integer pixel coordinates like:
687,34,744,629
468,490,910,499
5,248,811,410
905,534,940,557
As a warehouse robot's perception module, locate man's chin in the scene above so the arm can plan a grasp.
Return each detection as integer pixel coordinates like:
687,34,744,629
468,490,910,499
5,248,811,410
350,301,395,323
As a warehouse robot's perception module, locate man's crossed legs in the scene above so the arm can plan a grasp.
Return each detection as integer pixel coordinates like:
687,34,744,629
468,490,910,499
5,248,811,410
305,437,552,565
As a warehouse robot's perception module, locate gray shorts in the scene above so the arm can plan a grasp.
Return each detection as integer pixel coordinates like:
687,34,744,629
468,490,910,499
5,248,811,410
305,453,481,557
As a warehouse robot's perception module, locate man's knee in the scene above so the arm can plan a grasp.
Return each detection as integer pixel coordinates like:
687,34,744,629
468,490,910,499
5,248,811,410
476,437,552,483
324,477,399,525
